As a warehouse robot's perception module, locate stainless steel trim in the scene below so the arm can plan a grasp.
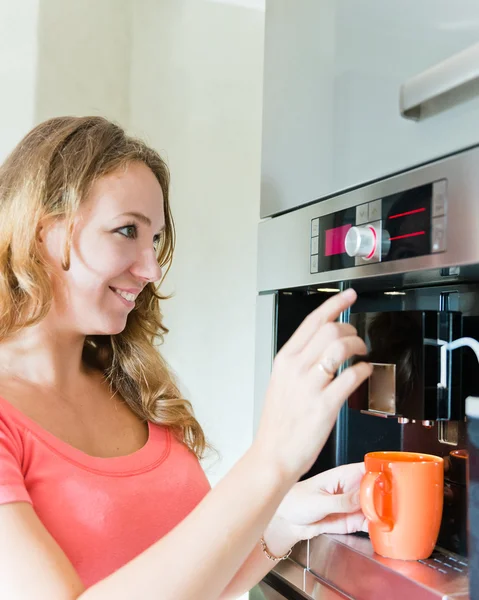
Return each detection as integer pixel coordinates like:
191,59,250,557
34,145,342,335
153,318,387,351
438,421,459,446
252,581,290,599
258,548,349,599
302,571,351,599
400,42,479,120
360,410,399,420
335,291,351,467
267,535,469,599
256,569,349,599
290,540,308,570
272,558,307,594
306,534,469,600
257,145,479,293
368,363,396,414
253,293,277,434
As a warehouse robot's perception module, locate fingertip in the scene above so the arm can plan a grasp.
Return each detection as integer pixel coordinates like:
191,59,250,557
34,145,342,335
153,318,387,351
354,361,373,386
363,361,373,375
342,288,357,303
326,360,373,398
357,342,369,356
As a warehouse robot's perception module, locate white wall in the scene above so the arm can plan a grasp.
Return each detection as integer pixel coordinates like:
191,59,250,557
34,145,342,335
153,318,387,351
0,0,266,490
34,0,131,125
0,0,40,163
129,0,266,485
0,4,265,598
0,0,131,162
0,0,131,159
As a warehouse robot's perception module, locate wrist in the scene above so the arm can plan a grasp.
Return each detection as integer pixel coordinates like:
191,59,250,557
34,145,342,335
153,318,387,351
249,437,298,494
262,514,299,558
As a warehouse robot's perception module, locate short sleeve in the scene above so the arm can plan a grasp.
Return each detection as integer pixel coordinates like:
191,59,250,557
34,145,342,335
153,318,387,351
0,410,32,505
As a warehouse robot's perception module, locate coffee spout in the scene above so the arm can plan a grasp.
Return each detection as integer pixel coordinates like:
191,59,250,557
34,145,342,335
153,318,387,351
437,337,479,390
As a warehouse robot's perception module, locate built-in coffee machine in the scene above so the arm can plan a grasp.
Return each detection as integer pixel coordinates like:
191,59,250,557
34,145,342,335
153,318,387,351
253,145,479,599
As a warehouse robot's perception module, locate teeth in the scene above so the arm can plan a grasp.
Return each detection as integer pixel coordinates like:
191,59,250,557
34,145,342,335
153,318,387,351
112,288,136,302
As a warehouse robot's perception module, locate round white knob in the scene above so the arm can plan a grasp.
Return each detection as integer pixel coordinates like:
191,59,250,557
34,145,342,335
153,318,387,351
345,226,377,259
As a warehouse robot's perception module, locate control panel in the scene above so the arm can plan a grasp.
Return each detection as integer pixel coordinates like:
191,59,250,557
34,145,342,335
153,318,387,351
310,180,447,274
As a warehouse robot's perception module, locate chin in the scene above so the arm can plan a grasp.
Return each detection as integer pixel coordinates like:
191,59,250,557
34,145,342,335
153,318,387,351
86,317,128,337
106,321,128,335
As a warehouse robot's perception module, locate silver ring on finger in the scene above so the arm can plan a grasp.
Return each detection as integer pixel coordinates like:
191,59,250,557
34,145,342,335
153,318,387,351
317,357,340,379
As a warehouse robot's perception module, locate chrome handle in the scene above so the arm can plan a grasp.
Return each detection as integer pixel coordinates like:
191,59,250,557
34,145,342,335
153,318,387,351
399,42,479,120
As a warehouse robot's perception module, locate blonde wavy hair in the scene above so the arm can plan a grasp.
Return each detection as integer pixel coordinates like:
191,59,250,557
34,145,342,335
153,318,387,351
0,115,207,459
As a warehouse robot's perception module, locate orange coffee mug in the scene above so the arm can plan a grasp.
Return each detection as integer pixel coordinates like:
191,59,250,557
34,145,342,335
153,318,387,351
360,451,444,560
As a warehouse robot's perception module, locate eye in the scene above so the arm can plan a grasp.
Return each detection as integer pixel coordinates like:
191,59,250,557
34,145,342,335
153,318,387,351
117,224,138,239
117,224,161,251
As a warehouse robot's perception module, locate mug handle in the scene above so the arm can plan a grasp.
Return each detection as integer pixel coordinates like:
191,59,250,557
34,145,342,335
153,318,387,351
360,471,393,532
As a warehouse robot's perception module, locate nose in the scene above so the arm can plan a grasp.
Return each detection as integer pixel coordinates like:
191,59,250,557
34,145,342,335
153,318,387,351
130,247,163,284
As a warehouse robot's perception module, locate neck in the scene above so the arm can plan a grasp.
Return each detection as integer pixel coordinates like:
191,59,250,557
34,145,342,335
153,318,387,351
0,323,91,394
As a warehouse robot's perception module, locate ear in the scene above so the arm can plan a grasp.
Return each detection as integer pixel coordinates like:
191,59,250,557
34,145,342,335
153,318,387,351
36,223,44,243
36,215,56,244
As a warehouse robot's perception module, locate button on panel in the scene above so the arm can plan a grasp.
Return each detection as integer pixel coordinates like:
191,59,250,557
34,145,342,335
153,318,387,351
356,204,369,225
432,180,447,218
355,220,381,266
368,199,382,222
311,218,319,237
311,236,319,255
432,216,446,253
310,254,319,273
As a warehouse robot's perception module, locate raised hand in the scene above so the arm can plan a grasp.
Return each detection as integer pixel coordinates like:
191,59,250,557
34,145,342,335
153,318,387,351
254,289,372,484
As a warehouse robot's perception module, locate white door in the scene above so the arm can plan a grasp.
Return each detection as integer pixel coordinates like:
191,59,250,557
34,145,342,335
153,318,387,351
261,0,479,217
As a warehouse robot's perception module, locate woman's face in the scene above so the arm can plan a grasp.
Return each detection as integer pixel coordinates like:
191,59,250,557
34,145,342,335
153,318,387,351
39,161,165,335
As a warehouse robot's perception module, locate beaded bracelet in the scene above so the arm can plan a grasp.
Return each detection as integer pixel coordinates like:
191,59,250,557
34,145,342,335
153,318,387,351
260,536,293,562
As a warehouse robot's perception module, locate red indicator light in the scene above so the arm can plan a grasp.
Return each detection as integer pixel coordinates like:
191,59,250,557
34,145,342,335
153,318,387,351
389,231,426,241
388,208,426,220
366,226,377,259
325,224,352,256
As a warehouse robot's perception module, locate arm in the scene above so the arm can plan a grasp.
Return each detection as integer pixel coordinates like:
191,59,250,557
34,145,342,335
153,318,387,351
0,290,371,600
219,463,369,599
219,517,297,600
82,445,291,600
0,446,291,600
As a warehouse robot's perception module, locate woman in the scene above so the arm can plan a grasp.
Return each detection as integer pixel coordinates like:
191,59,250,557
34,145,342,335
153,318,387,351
0,116,372,599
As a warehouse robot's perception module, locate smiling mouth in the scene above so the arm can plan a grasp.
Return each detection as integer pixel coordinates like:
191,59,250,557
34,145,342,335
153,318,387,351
109,287,137,306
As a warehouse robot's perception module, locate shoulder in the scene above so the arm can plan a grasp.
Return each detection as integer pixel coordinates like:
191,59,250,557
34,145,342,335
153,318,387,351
0,401,26,457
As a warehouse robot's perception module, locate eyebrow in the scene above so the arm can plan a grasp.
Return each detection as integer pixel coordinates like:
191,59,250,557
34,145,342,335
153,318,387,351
118,211,165,233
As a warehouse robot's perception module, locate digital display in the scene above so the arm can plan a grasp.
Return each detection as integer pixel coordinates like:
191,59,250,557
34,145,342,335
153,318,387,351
382,185,432,262
325,224,352,256
310,182,435,275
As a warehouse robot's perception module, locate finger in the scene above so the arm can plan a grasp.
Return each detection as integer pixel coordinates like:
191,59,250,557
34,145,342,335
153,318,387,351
317,335,367,389
323,361,373,406
283,289,357,354
311,337,368,390
299,322,358,369
319,489,361,516
307,335,367,385
308,462,366,494
316,511,369,536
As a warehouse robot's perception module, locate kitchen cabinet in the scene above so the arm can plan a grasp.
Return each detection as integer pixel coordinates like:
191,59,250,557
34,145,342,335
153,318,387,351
261,0,479,217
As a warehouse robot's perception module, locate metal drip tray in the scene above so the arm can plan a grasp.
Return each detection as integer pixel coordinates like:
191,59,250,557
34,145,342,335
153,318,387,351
418,550,468,575
308,534,469,599
270,534,470,600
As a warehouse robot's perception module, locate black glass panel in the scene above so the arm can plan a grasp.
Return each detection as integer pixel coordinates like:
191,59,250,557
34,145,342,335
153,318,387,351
382,184,432,261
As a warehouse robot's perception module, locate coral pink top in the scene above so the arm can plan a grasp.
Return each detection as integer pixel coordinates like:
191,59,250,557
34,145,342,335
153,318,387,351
0,394,211,588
